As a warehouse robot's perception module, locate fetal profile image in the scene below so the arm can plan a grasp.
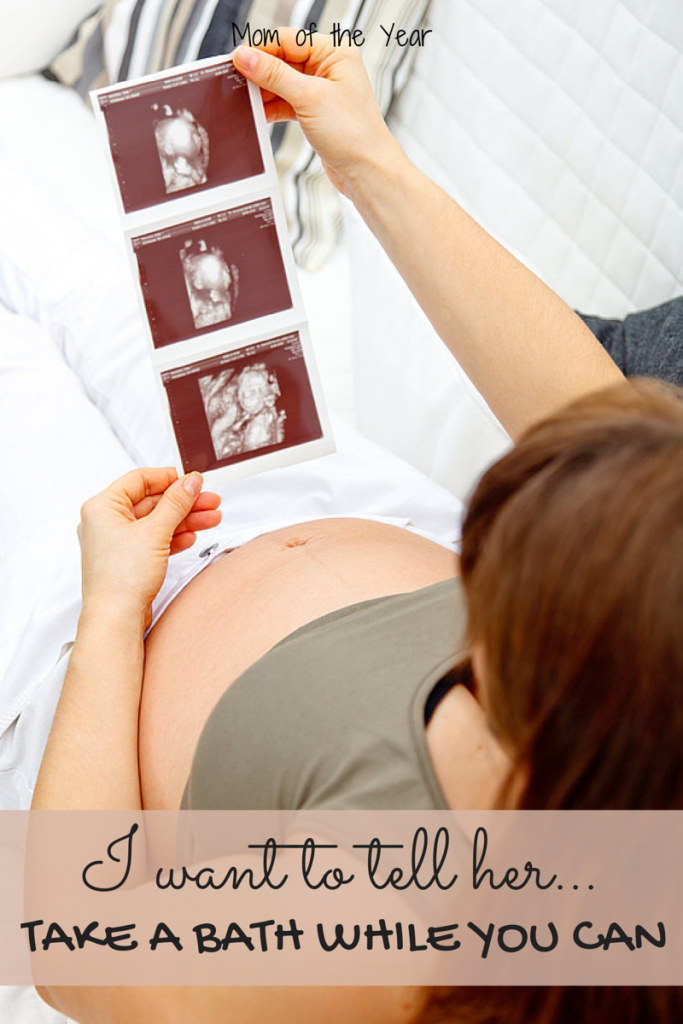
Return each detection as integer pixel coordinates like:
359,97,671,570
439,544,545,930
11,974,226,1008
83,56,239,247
198,364,286,460
153,106,210,195
180,240,239,330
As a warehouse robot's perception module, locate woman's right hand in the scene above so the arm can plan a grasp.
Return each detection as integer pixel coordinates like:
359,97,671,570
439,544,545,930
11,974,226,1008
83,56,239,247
232,29,399,197
78,467,221,629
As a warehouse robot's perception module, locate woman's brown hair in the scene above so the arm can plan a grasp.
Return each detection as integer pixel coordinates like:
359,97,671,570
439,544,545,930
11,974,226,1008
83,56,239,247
461,378,683,810
424,381,683,1024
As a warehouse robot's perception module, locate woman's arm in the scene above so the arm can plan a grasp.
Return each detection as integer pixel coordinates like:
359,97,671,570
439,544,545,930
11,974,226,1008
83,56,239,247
31,467,221,811
39,982,425,1024
233,34,624,440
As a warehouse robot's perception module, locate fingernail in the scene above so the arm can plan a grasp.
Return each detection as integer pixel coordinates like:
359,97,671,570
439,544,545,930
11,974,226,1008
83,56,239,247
234,46,257,70
182,472,202,496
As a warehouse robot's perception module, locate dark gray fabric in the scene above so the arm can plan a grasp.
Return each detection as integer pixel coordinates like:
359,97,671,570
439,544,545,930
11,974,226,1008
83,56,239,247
579,296,683,388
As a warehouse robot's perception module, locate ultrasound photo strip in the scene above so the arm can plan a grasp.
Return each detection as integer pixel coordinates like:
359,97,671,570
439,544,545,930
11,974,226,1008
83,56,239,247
92,56,335,484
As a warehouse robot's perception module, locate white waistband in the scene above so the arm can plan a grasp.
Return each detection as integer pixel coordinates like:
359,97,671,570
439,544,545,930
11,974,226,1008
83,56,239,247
149,513,459,631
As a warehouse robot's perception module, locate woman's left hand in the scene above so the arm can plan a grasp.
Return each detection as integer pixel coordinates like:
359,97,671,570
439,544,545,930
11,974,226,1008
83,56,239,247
78,467,222,628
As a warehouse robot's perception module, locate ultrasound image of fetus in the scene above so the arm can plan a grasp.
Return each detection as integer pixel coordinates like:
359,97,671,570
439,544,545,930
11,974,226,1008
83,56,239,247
153,106,210,194
236,365,286,451
199,363,286,461
180,240,239,330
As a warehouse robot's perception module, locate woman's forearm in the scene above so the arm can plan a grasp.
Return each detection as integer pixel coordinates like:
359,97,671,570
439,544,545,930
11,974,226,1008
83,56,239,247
31,600,145,811
345,139,625,439
30,468,220,812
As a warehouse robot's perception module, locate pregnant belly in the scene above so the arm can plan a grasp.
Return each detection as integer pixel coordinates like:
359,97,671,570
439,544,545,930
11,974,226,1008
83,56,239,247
139,518,458,810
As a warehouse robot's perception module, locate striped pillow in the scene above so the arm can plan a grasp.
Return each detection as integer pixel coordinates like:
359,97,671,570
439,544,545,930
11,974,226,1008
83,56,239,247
47,0,431,268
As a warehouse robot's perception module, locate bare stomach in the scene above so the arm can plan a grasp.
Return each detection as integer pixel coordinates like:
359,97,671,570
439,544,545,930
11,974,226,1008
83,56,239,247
139,518,458,810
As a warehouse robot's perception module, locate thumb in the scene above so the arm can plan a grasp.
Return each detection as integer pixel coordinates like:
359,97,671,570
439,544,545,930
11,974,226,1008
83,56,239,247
233,46,307,107
147,472,202,540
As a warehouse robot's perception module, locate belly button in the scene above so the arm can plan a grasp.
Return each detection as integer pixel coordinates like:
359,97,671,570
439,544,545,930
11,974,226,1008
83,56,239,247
285,537,309,548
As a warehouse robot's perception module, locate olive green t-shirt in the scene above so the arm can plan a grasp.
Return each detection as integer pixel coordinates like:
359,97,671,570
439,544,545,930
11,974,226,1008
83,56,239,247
182,578,467,812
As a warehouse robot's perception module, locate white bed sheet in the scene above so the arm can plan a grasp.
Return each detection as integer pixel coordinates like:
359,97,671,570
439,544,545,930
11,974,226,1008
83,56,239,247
0,986,68,1024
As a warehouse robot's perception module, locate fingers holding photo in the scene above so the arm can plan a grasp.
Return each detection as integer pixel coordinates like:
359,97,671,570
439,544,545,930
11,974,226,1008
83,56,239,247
78,468,222,622
167,491,223,556
232,28,392,194
131,479,222,525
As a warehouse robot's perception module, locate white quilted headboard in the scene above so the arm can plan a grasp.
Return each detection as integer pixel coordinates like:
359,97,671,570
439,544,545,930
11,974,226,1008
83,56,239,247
350,0,683,500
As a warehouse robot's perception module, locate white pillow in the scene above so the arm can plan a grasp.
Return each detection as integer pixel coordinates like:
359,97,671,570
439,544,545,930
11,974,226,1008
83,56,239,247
0,0,97,79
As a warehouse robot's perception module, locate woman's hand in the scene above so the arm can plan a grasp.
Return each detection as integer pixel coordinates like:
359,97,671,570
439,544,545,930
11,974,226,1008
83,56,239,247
78,467,221,628
33,469,220,812
232,29,400,196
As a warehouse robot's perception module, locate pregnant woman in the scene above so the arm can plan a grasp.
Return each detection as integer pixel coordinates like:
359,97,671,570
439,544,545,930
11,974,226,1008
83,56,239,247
14,30,683,1024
